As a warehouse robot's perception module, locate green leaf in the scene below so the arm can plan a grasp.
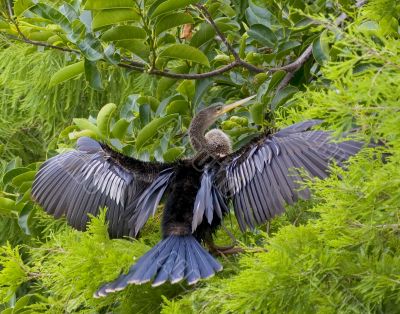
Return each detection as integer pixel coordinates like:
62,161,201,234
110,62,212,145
18,203,35,235
194,78,213,106
249,103,264,125
49,61,84,87
27,31,54,41
101,26,146,41
190,20,239,48
136,114,178,150
163,147,185,162
159,44,210,67
3,168,31,186
111,119,130,139
30,4,71,33
92,9,139,30
155,13,194,35
137,96,160,112
11,171,36,187
85,0,135,10
76,33,104,62
104,44,121,64
69,130,100,140
257,70,286,101
248,24,277,47
312,31,330,65
0,17,9,29
73,118,102,136
84,59,103,90
270,86,298,110
176,80,195,100
116,40,150,60
190,23,214,48
166,100,190,115
0,197,15,214
14,0,35,16
151,0,198,18
97,103,117,136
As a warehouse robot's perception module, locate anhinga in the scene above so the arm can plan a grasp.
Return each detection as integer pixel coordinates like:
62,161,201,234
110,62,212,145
31,95,364,297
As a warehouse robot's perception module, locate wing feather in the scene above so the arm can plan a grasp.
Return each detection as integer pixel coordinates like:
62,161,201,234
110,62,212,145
32,137,172,238
205,121,365,232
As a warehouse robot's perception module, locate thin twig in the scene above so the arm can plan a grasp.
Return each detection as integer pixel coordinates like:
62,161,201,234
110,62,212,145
196,4,265,74
4,33,80,54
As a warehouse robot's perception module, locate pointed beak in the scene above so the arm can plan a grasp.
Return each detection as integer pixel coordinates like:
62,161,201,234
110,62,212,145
220,95,256,115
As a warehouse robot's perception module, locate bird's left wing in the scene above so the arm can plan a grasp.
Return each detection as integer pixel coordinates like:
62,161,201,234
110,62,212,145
31,137,173,237
192,120,364,232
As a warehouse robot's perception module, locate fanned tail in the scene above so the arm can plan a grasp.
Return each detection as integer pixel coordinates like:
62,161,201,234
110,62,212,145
94,235,222,298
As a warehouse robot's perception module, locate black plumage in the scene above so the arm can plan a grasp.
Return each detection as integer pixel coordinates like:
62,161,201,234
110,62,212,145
31,96,365,297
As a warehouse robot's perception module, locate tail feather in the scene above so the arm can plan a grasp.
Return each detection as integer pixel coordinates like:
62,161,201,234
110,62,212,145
192,240,215,279
94,235,222,298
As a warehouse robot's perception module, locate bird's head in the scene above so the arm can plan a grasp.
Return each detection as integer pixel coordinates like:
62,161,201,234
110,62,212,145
195,95,256,128
189,95,256,157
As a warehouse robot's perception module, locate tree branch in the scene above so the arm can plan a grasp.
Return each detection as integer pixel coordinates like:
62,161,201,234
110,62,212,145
274,45,313,90
148,61,239,79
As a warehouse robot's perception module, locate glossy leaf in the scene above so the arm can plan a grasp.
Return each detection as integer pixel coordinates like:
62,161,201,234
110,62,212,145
92,9,139,30
248,24,277,47
249,103,264,125
166,100,190,115
18,203,35,235
97,103,117,136
116,40,150,60
163,147,185,162
312,31,330,65
29,4,71,33
111,119,130,139
84,59,103,90
73,118,102,136
69,129,100,140
85,0,135,10
270,86,298,110
136,114,178,150
0,197,15,214
151,0,198,18
14,0,35,16
49,61,84,87
155,13,194,35
176,80,195,100
159,44,210,67
3,168,31,185
101,26,146,41
11,171,36,187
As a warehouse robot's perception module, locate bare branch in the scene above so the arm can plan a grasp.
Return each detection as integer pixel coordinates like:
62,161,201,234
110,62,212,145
148,61,240,79
274,45,313,91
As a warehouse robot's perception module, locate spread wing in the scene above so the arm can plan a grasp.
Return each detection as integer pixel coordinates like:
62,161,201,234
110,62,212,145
192,120,364,232
31,137,173,238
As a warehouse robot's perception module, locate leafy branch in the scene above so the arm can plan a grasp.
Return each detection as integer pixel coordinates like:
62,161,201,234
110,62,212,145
2,1,315,81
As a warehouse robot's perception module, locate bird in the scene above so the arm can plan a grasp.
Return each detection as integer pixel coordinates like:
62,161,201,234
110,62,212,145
31,95,365,297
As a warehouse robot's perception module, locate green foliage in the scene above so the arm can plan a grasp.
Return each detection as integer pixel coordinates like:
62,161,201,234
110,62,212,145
0,0,399,313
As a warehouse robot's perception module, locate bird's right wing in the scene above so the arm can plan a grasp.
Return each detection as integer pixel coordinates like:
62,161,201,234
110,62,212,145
31,137,173,238
192,120,364,233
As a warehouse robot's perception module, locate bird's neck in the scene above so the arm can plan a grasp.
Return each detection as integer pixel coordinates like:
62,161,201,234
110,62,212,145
189,114,211,153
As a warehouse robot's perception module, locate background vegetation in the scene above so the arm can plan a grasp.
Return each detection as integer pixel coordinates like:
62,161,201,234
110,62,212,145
0,0,399,313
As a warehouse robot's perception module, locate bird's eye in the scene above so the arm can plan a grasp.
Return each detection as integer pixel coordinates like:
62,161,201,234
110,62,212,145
216,105,223,112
